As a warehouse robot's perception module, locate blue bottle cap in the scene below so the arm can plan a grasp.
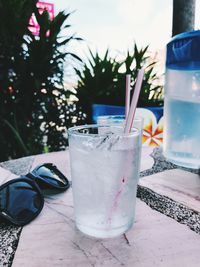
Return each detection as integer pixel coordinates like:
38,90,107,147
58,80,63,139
166,30,200,70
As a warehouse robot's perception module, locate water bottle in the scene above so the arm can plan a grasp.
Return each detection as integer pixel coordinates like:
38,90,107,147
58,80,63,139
163,30,200,169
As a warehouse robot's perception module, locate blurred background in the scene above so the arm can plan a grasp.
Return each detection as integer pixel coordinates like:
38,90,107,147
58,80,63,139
0,0,199,161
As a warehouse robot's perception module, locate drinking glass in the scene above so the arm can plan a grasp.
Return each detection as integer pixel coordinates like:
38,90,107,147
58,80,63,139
68,124,142,238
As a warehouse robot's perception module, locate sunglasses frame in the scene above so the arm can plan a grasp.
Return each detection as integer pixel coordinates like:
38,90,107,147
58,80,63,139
0,177,44,226
27,163,70,191
0,163,70,226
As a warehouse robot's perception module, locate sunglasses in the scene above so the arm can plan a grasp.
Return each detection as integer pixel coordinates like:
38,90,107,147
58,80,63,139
0,163,70,226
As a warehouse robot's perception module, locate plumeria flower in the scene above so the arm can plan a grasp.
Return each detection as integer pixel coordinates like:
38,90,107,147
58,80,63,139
135,108,163,147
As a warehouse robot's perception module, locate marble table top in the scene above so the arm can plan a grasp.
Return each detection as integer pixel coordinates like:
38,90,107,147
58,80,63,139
0,147,200,267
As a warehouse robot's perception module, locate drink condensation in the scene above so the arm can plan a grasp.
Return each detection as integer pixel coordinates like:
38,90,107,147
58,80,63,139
164,96,200,168
68,125,142,238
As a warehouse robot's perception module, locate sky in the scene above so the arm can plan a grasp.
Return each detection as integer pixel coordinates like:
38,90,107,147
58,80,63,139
45,0,200,81
52,0,173,53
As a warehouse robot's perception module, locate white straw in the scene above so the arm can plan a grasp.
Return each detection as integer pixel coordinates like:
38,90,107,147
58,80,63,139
125,74,131,119
124,68,144,133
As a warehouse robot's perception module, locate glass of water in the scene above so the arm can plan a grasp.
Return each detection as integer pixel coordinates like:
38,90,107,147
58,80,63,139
68,124,142,238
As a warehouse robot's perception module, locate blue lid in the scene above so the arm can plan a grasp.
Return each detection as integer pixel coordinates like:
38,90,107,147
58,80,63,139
166,30,200,70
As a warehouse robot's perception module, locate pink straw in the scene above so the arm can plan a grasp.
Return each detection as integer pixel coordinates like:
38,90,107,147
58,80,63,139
124,68,144,133
107,68,145,226
125,74,131,119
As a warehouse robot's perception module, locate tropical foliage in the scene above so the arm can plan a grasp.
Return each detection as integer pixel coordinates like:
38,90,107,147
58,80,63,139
0,0,164,161
74,49,121,123
74,44,163,123
0,0,82,161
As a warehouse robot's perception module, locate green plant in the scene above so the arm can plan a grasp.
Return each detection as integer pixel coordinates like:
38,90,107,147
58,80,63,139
122,44,163,107
0,0,38,160
23,6,82,152
74,44,163,123
74,49,122,123
0,0,82,161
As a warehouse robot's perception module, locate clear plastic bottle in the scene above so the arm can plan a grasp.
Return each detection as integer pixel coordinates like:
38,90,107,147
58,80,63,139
163,30,200,169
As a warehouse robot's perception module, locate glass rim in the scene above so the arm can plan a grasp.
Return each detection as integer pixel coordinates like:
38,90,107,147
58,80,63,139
67,124,140,137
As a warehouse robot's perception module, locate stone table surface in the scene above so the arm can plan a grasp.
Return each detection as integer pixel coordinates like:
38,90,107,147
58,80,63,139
0,147,200,267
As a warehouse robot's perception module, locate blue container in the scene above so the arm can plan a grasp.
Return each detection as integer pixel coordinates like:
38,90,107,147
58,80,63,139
92,104,125,123
92,104,163,123
164,30,200,169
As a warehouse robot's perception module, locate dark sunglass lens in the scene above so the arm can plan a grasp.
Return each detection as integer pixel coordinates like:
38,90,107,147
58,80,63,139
35,165,68,187
0,181,43,225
